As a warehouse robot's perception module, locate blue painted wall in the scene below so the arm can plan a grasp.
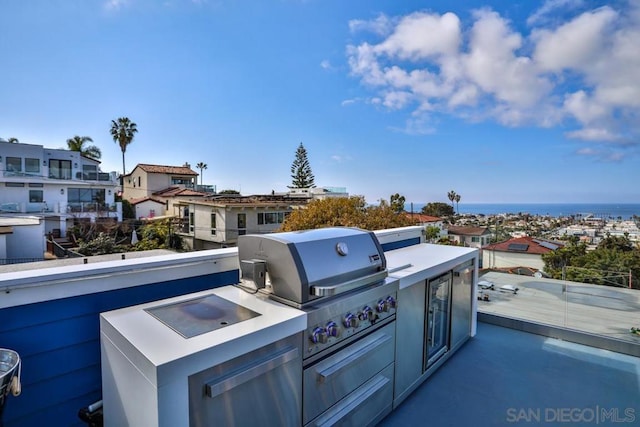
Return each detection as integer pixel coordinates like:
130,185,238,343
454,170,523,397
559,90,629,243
381,237,421,252
0,270,238,427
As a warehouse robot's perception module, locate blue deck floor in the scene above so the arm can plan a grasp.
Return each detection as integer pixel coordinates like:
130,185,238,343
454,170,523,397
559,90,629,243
380,322,639,427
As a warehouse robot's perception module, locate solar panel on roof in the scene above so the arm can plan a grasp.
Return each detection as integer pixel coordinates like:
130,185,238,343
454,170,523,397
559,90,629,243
507,243,529,251
537,241,559,250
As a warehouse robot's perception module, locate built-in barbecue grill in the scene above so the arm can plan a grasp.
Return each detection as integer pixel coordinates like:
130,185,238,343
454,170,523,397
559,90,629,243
238,227,399,426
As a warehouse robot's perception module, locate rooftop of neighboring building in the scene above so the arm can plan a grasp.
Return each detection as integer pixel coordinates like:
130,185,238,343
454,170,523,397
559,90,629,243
128,163,198,176
447,225,491,236
152,187,209,198
483,235,565,254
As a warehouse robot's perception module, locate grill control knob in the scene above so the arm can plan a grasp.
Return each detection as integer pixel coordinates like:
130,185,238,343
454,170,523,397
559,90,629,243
360,306,374,321
386,296,397,309
310,326,328,344
326,321,340,338
343,313,359,328
376,299,389,313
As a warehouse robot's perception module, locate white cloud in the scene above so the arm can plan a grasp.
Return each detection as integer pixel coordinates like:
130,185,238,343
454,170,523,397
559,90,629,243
532,7,617,71
527,0,585,26
345,3,640,152
565,127,620,141
320,60,332,70
375,12,461,60
349,14,393,36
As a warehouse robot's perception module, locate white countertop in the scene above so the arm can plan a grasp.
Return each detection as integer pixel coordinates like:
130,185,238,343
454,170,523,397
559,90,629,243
100,285,307,387
385,243,478,289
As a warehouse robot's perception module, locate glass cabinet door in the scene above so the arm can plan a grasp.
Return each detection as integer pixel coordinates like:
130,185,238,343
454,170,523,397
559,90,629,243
425,273,451,369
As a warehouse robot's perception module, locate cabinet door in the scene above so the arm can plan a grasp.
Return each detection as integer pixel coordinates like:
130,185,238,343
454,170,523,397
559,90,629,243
425,273,451,369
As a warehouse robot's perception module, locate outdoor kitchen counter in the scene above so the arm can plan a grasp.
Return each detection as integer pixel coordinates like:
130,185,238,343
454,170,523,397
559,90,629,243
386,243,478,289
100,285,307,387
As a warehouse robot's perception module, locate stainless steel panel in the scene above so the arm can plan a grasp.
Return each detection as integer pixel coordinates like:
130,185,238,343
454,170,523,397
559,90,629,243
188,333,302,427
145,293,261,338
308,364,395,427
393,281,426,404
303,322,396,425
451,260,474,351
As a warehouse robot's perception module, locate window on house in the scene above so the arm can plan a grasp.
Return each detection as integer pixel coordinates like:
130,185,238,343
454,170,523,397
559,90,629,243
189,211,194,233
211,213,216,235
471,237,480,243
5,182,24,187
6,157,21,172
238,213,246,235
25,158,40,174
29,190,44,203
83,164,98,180
28,183,43,187
258,211,287,225
49,159,72,179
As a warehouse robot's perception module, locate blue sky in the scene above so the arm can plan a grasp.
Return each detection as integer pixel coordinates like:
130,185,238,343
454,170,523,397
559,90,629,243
1,0,638,204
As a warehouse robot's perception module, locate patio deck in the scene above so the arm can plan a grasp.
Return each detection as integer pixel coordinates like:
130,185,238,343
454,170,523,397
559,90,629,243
380,322,639,426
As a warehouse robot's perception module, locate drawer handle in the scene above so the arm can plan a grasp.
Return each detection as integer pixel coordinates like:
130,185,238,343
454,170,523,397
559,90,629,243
205,347,299,398
315,374,390,427
316,333,391,383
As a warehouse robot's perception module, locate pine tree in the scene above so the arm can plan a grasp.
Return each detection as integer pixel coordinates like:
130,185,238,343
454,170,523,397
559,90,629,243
290,142,315,188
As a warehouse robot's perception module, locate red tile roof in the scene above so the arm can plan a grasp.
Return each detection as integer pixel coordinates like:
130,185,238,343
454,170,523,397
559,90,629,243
136,164,198,176
482,236,564,255
447,226,491,236
405,213,442,223
129,196,165,206
152,187,209,197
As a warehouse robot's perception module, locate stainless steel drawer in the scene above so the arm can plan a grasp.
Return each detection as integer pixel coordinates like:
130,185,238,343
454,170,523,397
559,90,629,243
303,322,396,425
308,364,394,427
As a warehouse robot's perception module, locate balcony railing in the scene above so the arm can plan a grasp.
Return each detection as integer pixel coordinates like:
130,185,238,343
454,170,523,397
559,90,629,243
2,170,116,183
0,201,119,214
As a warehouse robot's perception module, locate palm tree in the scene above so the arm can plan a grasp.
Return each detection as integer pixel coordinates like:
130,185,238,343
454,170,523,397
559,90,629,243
454,193,461,214
110,117,138,175
447,190,457,210
196,162,208,186
66,135,102,160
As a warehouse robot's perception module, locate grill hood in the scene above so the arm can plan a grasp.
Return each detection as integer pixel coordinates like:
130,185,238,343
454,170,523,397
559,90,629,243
238,227,387,306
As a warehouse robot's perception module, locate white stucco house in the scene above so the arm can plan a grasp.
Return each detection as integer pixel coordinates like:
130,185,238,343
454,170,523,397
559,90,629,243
0,140,121,237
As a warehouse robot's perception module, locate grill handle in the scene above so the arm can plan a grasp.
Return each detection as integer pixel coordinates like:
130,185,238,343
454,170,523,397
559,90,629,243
311,271,388,297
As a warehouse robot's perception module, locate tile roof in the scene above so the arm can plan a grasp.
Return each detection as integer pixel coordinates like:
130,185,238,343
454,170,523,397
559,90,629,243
405,213,442,223
482,235,565,255
152,187,209,197
129,196,166,206
447,226,491,236
136,164,198,176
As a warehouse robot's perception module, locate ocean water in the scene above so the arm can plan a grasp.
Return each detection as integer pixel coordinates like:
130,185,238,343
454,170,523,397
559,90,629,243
405,203,640,219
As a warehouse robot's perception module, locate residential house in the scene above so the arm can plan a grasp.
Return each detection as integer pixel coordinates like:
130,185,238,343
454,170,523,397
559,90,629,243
122,163,211,218
174,194,310,249
286,186,349,199
0,140,121,237
482,235,565,272
446,226,492,248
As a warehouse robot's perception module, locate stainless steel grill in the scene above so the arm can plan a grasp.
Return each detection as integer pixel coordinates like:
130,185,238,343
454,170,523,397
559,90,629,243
238,227,398,426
